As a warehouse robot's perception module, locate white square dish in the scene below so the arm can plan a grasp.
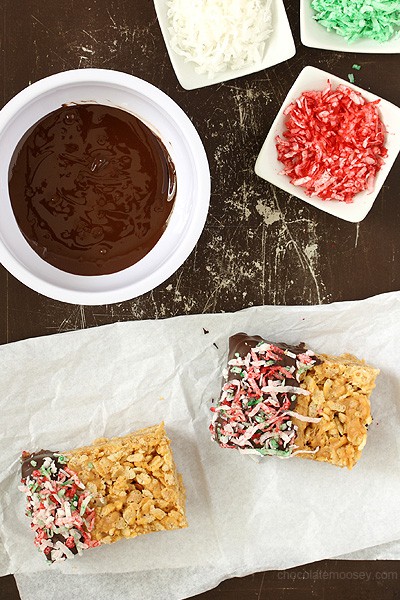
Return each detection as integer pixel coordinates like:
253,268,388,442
153,0,296,90
300,0,400,54
254,66,400,223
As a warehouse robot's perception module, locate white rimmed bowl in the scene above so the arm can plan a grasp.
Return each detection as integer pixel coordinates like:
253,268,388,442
254,66,400,223
0,69,211,305
153,0,296,90
300,0,400,53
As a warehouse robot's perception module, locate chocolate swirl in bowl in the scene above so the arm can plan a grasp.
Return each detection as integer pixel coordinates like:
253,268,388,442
8,104,177,276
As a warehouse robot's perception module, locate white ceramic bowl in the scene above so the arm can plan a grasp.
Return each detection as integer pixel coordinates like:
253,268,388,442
300,0,400,54
255,66,400,223
153,0,296,90
0,69,210,305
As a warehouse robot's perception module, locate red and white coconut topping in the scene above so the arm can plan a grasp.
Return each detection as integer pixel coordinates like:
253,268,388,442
19,454,99,562
275,82,388,203
210,340,321,457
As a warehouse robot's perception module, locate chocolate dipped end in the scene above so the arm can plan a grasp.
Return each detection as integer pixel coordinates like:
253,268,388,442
228,333,315,365
227,333,316,390
21,449,63,480
20,449,99,562
210,333,321,457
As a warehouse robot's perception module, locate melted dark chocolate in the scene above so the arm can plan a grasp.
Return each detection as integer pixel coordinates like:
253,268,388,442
21,449,62,480
228,332,319,394
9,104,177,276
228,333,311,360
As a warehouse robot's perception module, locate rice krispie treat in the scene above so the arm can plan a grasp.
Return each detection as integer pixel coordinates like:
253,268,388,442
294,353,378,468
20,423,187,563
210,333,379,469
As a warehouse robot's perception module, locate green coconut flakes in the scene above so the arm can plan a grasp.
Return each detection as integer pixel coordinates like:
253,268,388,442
311,0,400,43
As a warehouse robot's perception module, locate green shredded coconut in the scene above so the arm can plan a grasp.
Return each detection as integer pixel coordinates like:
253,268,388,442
60,478,73,486
80,495,92,516
39,466,51,478
352,63,361,70
297,364,313,376
247,398,262,407
348,73,355,83
30,460,37,467
311,0,400,43
87,462,94,469
258,447,291,457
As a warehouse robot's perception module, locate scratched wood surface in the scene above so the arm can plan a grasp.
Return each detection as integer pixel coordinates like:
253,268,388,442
1,0,400,598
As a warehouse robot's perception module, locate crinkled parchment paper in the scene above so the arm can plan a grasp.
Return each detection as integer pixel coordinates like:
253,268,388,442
1,292,400,599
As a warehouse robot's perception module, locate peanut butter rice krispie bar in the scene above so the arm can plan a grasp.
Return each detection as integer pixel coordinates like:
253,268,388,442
210,333,379,469
20,423,187,563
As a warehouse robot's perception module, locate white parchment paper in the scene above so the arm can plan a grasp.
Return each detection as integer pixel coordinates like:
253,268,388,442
1,291,400,599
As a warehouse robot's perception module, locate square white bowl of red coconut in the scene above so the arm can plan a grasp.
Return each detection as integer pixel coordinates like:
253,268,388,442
255,66,400,223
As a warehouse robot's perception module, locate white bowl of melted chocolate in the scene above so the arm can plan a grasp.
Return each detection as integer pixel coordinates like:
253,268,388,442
0,69,210,304
10,103,177,277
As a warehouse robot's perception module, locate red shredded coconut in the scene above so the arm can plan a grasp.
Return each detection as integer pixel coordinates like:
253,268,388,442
19,455,99,563
275,82,388,203
210,340,321,457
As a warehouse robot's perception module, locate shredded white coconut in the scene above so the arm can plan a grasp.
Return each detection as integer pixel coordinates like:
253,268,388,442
167,0,273,77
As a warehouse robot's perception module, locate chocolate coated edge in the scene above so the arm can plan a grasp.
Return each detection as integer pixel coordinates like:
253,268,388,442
21,449,61,480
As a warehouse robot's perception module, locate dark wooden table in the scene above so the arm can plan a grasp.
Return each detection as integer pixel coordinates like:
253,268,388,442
1,1,399,598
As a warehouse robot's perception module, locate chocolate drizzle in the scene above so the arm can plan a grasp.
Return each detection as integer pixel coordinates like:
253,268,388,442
9,104,177,276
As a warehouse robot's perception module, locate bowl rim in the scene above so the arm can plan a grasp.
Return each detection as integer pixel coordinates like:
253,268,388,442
0,68,211,305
